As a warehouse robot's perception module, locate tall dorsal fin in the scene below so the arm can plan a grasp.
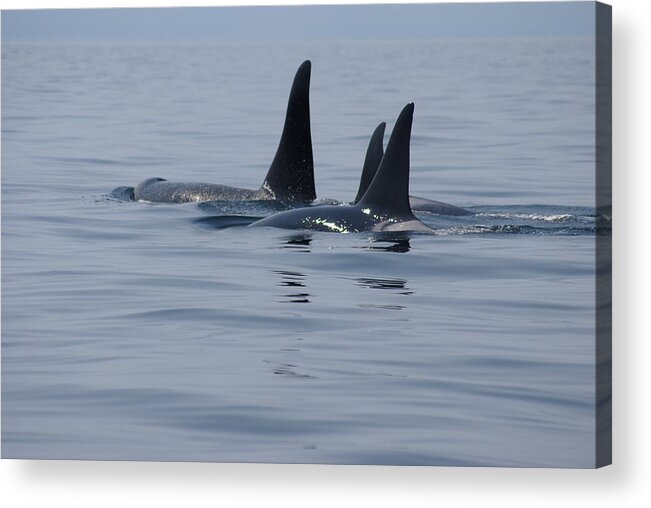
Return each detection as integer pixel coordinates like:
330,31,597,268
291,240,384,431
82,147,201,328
262,60,315,203
358,103,414,215
353,122,385,204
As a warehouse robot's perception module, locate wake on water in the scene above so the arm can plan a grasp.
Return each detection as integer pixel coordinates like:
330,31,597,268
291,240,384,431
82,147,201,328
423,205,599,236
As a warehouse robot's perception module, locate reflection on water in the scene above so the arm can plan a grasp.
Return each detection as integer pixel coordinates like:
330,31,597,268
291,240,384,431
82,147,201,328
364,233,412,253
355,277,413,295
358,303,405,311
279,233,312,252
274,270,310,303
279,233,410,254
367,238,411,253
262,359,316,379
355,276,412,311
273,364,315,379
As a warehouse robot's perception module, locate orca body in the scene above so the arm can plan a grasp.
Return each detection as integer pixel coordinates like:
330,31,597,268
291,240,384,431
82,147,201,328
119,60,315,204
250,104,432,234
407,196,471,215
133,178,269,203
355,122,472,216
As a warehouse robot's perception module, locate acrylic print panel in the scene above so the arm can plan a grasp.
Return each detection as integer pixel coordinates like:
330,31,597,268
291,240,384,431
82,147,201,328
1,2,611,468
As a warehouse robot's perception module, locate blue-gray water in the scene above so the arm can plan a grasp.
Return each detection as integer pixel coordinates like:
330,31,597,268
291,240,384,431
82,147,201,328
2,38,597,467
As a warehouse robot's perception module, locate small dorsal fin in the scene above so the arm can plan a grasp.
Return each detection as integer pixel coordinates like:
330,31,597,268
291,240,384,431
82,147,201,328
262,60,315,203
353,122,385,204
358,103,414,215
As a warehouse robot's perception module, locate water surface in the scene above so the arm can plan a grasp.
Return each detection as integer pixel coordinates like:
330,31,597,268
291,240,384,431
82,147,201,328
2,38,597,467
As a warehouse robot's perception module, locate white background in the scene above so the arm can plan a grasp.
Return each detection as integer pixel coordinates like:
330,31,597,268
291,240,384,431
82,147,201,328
0,0,649,506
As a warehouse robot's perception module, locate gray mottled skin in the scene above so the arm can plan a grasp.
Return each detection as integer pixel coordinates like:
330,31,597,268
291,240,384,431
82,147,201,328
119,60,315,205
133,178,272,203
251,103,432,234
354,121,472,216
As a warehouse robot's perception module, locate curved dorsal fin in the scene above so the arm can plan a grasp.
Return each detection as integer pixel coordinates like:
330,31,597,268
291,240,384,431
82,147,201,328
262,60,315,203
358,103,414,215
353,122,385,204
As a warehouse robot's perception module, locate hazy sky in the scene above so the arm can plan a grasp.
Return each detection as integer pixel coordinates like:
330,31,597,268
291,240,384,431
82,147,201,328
1,2,596,43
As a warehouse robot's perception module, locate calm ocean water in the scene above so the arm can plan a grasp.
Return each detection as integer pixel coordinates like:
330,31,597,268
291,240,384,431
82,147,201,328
2,38,597,467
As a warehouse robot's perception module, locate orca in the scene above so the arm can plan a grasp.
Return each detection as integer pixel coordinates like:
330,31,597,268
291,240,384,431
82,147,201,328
249,103,432,233
354,122,472,216
116,60,315,204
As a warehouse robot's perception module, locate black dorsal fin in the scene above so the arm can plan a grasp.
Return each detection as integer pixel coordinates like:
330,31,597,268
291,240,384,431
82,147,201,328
262,60,315,203
353,122,386,204
358,103,414,215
